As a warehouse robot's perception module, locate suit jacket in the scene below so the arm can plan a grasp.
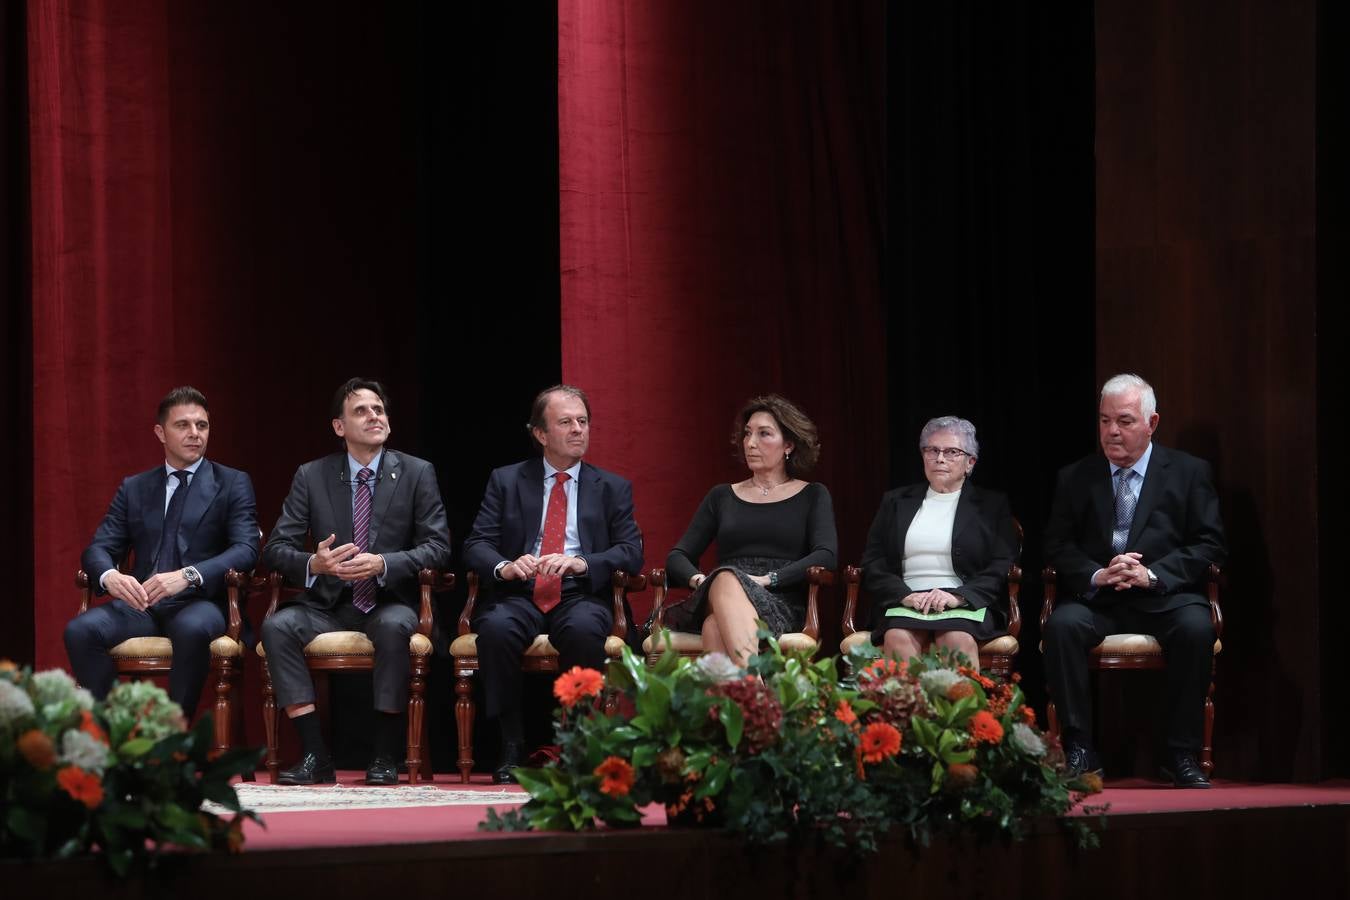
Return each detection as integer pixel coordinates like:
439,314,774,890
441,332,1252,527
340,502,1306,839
462,458,643,600
82,460,259,605
859,482,1017,627
262,450,451,609
1043,443,1226,613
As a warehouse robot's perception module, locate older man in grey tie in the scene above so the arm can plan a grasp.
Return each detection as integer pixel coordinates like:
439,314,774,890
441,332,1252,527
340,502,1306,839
1043,374,1226,788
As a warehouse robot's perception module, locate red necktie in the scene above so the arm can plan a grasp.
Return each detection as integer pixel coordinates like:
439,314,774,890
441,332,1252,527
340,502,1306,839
532,471,571,613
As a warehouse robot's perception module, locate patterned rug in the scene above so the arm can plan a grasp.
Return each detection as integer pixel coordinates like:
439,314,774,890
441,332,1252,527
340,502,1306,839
203,783,527,814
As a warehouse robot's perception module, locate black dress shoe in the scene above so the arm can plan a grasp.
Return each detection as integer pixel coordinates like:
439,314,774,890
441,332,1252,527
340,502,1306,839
493,741,526,785
1064,740,1104,778
1160,751,1211,789
276,752,336,786
365,756,399,786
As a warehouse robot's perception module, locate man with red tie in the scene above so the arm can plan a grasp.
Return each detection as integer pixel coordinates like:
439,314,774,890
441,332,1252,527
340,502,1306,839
463,385,643,783
261,378,450,785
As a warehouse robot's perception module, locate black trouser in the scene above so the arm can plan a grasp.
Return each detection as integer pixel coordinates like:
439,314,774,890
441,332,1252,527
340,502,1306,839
64,596,226,716
1042,599,1214,751
475,580,613,739
260,597,417,712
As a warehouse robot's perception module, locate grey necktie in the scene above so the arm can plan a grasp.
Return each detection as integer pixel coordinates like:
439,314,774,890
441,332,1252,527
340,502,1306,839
1111,467,1136,555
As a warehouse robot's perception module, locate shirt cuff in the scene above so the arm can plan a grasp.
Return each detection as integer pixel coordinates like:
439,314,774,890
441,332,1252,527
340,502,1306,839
376,555,388,586
98,568,117,591
305,555,318,589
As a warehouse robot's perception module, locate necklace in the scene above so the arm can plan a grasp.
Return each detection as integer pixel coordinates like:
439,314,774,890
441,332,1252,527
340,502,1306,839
750,476,790,496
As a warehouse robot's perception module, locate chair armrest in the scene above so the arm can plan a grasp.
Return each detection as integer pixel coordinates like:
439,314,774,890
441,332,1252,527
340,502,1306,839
1038,566,1058,631
646,568,671,633
76,570,92,615
1006,560,1023,638
841,565,862,636
802,566,834,641
224,569,255,642
609,571,646,639
459,572,479,637
418,569,455,638
1208,564,1224,639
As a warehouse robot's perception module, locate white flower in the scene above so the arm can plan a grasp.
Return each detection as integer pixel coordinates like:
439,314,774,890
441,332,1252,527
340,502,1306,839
919,668,962,696
59,729,110,773
1010,722,1046,757
73,687,96,711
0,680,35,726
695,652,743,682
30,669,78,708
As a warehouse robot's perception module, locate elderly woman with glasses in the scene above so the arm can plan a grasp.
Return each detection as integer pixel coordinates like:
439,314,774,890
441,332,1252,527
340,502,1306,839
860,416,1018,664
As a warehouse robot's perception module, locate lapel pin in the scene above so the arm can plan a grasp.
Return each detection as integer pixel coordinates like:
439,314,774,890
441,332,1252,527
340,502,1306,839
391,472,397,480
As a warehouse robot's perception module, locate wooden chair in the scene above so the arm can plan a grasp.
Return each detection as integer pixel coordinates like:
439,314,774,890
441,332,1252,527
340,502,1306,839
838,519,1024,679
450,570,647,783
641,566,835,665
1039,564,1224,775
73,565,257,776
257,568,454,784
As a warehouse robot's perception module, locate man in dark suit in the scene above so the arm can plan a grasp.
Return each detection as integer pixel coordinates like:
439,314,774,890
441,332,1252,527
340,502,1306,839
66,386,259,717
261,378,451,785
463,385,643,783
1043,373,1226,788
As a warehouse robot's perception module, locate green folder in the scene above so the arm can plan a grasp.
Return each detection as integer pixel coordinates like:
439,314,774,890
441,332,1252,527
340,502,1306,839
883,606,987,623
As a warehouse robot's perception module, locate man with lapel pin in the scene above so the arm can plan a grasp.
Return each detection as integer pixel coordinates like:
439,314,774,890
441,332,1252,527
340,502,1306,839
261,378,451,785
67,386,259,717
463,384,643,783
1043,373,1226,787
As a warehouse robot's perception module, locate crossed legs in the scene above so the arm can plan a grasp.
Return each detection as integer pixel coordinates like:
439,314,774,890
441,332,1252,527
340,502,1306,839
700,571,762,667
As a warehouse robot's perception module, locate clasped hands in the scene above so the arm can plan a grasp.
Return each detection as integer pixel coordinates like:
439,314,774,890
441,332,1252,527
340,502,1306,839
1093,551,1151,591
499,553,588,581
105,569,189,612
311,533,386,582
902,588,963,614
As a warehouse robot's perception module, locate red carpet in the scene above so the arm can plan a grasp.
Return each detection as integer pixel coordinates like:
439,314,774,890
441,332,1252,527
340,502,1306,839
237,772,1350,851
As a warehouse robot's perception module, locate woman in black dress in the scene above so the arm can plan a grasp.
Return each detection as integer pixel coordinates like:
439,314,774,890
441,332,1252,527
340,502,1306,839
666,395,837,666
861,416,1017,664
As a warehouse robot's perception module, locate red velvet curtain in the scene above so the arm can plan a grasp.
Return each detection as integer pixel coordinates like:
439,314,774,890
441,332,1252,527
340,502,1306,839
558,1,889,633
28,0,178,667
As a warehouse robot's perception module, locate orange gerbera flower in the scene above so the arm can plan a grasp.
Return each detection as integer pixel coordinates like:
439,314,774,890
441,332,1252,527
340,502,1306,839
79,709,108,744
834,700,858,726
57,766,104,809
858,721,902,763
1018,705,1037,725
862,658,907,682
969,710,1004,744
593,755,635,797
553,666,605,708
946,680,975,701
17,729,55,770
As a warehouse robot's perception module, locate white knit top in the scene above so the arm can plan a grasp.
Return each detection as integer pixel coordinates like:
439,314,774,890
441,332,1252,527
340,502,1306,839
902,487,964,590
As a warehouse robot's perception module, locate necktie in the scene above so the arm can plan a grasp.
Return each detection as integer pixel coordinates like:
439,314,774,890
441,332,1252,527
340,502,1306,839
1111,467,1136,555
532,471,571,613
156,470,191,573
352,467,376,613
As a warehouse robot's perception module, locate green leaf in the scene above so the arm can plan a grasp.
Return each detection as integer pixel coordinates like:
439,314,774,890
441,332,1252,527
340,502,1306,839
718,699,744,749
118,737,155,758
635,677,671,723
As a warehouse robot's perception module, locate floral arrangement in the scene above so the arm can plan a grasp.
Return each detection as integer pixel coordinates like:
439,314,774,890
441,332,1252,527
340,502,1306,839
1,661,262,875
482,633,1103,851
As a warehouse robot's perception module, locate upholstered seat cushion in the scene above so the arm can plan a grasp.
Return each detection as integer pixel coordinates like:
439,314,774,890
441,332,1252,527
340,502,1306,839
254,631,432,659
643,630,820,657
838,630,1019,657
1090,634,1222,656
109,635,243,659
449,632,626,660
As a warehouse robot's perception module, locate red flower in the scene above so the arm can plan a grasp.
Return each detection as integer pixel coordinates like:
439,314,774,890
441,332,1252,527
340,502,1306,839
553,666,605,708
593,756,635,797
57,766,104,809
834,700,858,726
861,657,908,684
1018,705,1037,725
79,709,108,745
969,710,1004,744
858,722,902,763
17,730,55,771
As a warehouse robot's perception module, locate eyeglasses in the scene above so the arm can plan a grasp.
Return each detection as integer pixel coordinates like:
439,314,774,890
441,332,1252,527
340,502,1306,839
921,446,971,461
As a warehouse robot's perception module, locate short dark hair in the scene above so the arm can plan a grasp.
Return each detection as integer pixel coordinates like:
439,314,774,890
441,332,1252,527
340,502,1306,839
527,384,591,434
157,387,209,424
731,394,821,476
330,378,390,420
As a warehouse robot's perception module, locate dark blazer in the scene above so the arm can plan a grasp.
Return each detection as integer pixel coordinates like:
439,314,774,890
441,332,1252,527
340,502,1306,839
82,460,259,604
262,450,451,609
860,482,1017,627
462,457,643,599
1043,443,1226,613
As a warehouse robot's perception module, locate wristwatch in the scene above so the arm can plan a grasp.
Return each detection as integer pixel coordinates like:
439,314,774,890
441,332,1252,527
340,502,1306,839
768,571,780,589
1146,568,1159,592
182,566,203,589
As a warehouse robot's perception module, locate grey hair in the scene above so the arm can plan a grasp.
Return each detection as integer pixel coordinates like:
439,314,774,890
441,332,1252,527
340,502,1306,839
1100,373,1157,419
919,416,980,458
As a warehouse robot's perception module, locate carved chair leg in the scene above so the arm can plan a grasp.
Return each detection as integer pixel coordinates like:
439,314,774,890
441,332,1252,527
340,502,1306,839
234,660,254,781
211,655,233,760
1046,700,1061,740
262,660,280,784
455,668,475,784
1201,668,1216,777
406,653,428,785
